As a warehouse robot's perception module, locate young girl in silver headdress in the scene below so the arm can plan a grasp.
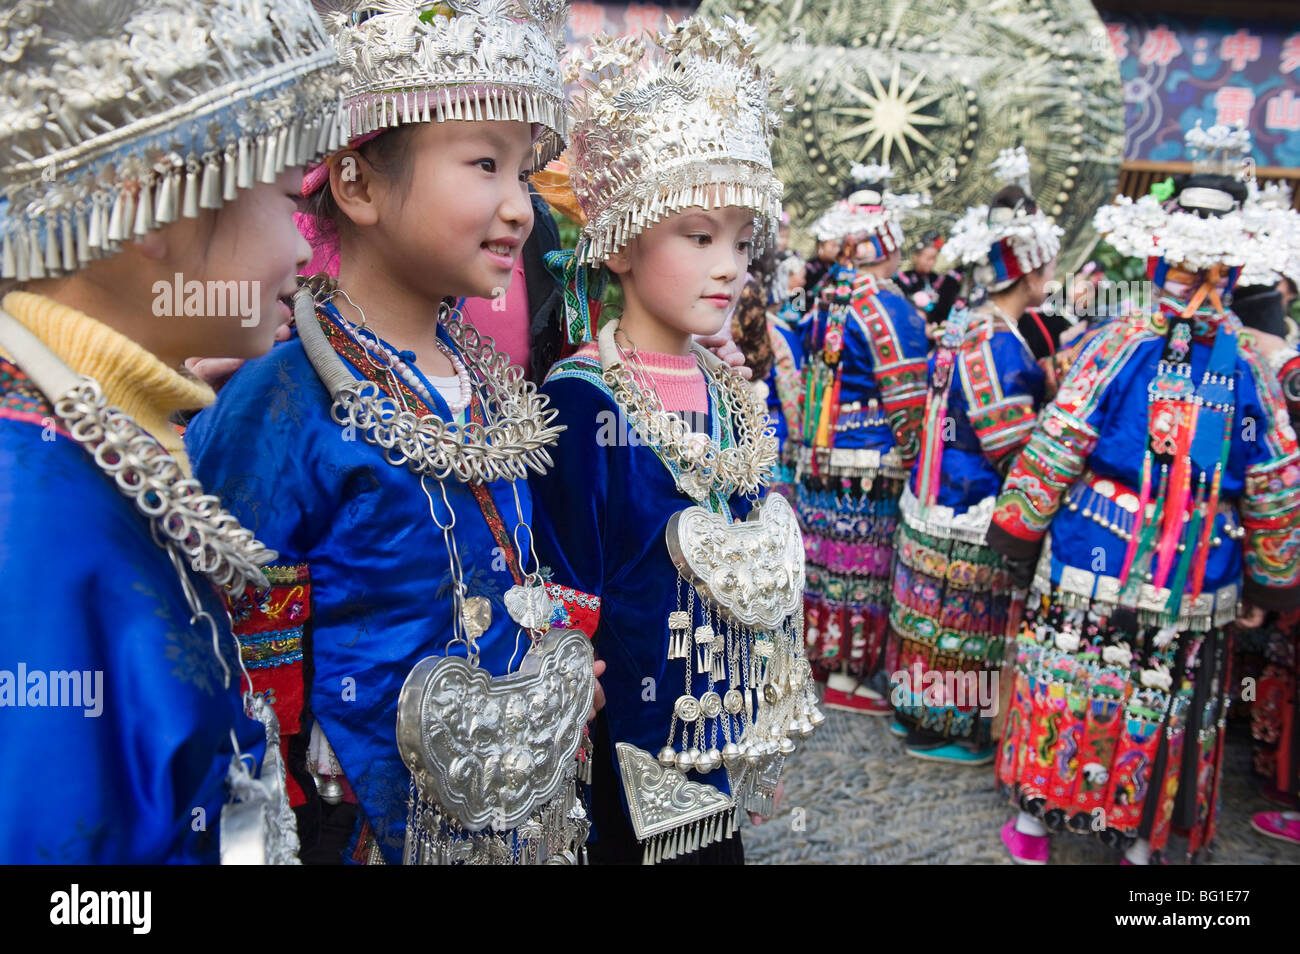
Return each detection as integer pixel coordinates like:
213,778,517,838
532,17,821,865
186,0,601,865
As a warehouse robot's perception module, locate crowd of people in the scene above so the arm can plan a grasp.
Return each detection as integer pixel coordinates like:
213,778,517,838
0,0,1296,867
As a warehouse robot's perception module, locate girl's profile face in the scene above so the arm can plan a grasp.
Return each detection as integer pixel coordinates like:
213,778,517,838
136,166,310,363
611,205,756,340
1024,256,1059,308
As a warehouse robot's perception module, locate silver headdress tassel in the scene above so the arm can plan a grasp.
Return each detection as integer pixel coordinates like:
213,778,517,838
0,0,344,282
567,15,784,266
317,0,569,166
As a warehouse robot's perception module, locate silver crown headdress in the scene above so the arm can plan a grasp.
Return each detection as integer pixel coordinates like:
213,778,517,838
939,149,1061,290
567,16,784,266
317,0,568,165
1185,119,1252,176
0,0,344,282
1093,120,1259,272
809,161,927,257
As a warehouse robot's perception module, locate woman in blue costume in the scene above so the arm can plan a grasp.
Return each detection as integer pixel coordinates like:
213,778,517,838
990,124,1300,865
0,0,339,862
186,1,596,865
531,18,821,865
888,175,1061,765
764,253,808,499
798,165,929,714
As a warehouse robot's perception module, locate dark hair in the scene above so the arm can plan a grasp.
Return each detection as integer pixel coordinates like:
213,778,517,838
989,184,1038,218
1170,173,1248,218
300,124,418,256
1232,283,1287,336
749,246,777,288
842,176,887,203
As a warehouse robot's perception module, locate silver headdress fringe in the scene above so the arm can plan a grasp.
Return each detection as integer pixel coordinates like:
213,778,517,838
567,16,784,266
0,0,345,281
319,0,569,166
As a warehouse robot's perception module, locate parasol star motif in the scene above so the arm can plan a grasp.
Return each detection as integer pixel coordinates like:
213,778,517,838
832,61,943,169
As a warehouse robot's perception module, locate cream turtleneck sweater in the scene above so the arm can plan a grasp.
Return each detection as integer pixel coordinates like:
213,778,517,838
1,291,215,474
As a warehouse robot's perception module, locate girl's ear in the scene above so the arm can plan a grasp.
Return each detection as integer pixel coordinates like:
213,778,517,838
330,150,381,228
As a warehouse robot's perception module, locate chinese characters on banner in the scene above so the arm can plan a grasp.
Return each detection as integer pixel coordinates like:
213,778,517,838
1104,13,1300,167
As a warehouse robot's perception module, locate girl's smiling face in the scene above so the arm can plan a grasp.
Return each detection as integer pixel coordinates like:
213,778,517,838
343,119,537,303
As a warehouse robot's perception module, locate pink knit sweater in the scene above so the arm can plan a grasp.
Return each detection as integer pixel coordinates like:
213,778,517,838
573,342,708,414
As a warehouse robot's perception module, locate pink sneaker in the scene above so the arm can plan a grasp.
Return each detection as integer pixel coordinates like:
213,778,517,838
1001,818,1049,865
1250,812,1300,847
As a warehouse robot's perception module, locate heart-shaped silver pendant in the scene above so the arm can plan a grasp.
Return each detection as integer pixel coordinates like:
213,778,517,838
396,628,594,832
665,493,805,630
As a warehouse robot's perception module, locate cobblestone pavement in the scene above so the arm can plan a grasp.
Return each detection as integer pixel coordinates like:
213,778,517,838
742,707,1298,865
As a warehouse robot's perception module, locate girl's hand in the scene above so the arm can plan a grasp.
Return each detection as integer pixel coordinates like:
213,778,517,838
696,332,753,380
587,658,607,724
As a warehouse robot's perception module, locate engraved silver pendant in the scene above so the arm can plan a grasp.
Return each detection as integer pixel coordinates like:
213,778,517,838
616,743,738,865
504,581,555,632
397,628,595,864
665,493,805,629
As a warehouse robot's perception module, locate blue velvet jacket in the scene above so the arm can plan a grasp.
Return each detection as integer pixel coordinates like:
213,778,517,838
990,300,1300,619
186,310,535,863
530,355,754,830
0,359,257,863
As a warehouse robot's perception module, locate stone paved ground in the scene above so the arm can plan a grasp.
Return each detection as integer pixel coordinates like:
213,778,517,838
742,706,1299,865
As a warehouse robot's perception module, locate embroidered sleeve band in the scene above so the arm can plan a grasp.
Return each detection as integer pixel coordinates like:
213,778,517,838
990,405,1099,557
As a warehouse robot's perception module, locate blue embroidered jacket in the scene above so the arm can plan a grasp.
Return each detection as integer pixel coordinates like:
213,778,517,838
990,300,1300,619
765,313,805,453
0,359,257,863
802,265,929,463
530,355,754,838
908,309,1047,523
186,314,535,863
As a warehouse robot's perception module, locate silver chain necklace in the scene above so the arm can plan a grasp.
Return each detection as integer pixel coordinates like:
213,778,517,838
596,318,777,504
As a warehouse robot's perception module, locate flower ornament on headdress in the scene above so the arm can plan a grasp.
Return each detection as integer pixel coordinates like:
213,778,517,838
316,0,569,170
1093,120,1265,276
0,0,344,282
937,148,1061,291
1238,181,1300,287
565,15,784,267
988,146,1031,194
809,160,928,262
